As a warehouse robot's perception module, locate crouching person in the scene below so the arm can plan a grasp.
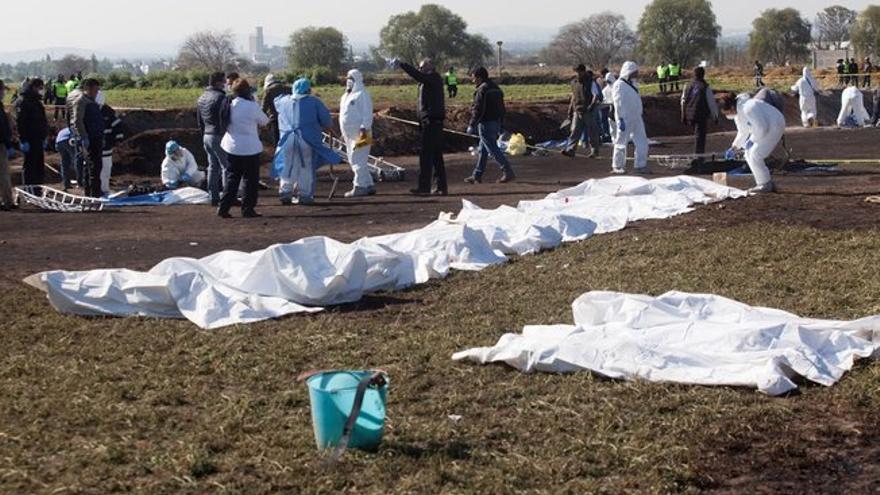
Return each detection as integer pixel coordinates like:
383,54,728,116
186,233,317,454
720,90,784,194
273,78,341,205
161,141,205,189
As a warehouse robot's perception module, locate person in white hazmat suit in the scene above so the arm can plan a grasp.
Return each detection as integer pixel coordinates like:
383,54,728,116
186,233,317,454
602,73,617,143
790,67,819,128
611,61,650,175
161,140,205,189
836,83,872,127
720,92,784,193
339,69,376,197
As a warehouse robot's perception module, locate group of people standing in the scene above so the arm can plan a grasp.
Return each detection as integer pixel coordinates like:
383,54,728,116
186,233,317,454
837,57,873,88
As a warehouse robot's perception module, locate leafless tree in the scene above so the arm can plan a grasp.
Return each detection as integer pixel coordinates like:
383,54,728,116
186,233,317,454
177,30,238,71
815,6,857,49
543,13,636,69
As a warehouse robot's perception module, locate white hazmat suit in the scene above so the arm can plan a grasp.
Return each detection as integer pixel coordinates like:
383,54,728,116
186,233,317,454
339,69,375,193
836,86,871,127
161,147,205,188
790,68,818,127
611,61,649,173
731,93,784,189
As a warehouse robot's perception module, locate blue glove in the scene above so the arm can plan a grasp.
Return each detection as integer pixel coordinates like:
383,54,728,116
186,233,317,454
20,141,30,153
466,126,475,135
180,173,191,183
618,119,626,132
82,136,90,150
744,139,754,150
724,148,736,161
165,180,179,189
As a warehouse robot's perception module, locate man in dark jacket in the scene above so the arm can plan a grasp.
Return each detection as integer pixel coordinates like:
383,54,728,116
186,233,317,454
15,78,49,186
261,74,291,147
872,86,880,127
563,65,601,158
397,58,447,195
463,67,514,184
197,72,230,205
0,81,15,209
79,79,105,198
98,93,125,194
680,66,720,155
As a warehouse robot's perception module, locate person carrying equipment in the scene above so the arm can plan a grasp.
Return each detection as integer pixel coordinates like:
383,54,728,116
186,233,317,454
339,69,376,197
790,67,819,128
161,141,205,189
720,90,784,193
667,62,681,91
611,61,650,175
656,63,668,93
444,67,459,98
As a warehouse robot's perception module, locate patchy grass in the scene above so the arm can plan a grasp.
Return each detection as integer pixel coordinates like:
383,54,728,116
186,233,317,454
1,222,879,493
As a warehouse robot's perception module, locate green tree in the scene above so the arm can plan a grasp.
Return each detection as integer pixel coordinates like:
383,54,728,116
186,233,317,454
287,27,348,73
851,6,880,58
815,6,857,49
378,4,492,66
749,9,812,65
637,0,720,67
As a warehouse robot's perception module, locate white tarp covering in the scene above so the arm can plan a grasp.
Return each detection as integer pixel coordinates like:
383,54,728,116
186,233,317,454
104,187,211,207
24,176,747,329
453,291,880,395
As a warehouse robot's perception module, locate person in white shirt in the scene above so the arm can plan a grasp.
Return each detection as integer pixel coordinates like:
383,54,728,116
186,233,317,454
218,78,269,218
339,69,376,197
161,140,205,189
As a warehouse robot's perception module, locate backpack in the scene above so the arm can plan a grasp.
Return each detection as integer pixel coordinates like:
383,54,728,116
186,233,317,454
753,88,784,114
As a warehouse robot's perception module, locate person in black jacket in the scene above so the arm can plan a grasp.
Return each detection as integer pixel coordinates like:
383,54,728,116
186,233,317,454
396,58,447,195
79,79,105,198
15,78,49,186
680,66,720,155
0,81,15,210
464,67,514,184
261,73,291,146
197,72,230,205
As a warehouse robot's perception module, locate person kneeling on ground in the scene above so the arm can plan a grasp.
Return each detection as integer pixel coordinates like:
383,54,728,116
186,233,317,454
837,81,872,128
611,61,650,175
719,90,784,194
273,78,340,205
339,69,376,198
464,66,515,184
161,141,205,189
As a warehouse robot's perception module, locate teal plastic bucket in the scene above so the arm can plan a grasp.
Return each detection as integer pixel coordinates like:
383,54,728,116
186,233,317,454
306,371,388,451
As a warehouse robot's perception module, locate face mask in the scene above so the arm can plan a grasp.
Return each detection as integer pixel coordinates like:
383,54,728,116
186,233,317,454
346,79,354,92
38,89,46,97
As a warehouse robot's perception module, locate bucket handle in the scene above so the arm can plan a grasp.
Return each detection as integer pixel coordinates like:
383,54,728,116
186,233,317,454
298,370,387,465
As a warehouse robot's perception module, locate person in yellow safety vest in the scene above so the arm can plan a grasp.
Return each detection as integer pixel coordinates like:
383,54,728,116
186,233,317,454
52,75,69,121
668,62,681,91
65,74,80,95
445,67,459,98
656,63,668,93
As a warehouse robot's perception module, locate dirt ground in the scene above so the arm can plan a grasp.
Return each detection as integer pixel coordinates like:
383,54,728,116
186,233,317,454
2,126,880,494
2,126,880,286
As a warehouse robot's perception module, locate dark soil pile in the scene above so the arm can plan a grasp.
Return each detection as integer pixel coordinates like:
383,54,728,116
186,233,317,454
114,128,205,175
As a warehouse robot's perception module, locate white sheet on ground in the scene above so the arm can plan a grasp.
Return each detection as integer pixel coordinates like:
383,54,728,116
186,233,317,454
25,176,748,329
453,291,880,395
103,187,210,207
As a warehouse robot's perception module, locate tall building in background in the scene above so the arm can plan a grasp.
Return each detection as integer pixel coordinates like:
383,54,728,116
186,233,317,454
248,27,265,59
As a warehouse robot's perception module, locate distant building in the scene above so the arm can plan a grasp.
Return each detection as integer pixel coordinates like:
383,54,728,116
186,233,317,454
246,26,286,69
248,27,265,59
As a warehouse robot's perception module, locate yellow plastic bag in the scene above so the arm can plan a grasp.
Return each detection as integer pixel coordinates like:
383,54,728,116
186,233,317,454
507,133,527,156
354,131,373,149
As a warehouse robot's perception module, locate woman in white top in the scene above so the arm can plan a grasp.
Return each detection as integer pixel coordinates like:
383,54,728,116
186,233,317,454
219,78,269,218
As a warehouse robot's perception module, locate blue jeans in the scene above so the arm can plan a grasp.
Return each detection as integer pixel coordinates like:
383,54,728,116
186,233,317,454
203,134,229,203
57,139,77,187
473,120,512,178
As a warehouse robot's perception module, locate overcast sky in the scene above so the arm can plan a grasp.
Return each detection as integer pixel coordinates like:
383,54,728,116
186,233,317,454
0,0,875,55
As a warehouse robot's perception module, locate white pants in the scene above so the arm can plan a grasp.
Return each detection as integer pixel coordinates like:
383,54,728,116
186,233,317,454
279,142,315,200
183,169,206,187
837,98,871,127
343,132,374,189
799,96,817,127
611,117,648,171
101,155,113,194
744,132,781,187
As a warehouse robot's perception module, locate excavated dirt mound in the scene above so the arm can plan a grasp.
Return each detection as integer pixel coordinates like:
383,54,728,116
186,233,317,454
114,128,205,176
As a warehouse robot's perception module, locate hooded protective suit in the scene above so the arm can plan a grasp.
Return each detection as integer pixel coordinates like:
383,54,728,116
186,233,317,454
790,68,818,127
273,79,341,203
836,86,871,127
339,69,375,191
611,61,648,172
731,93,783,188
602,74,617,142
161,146,205,188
